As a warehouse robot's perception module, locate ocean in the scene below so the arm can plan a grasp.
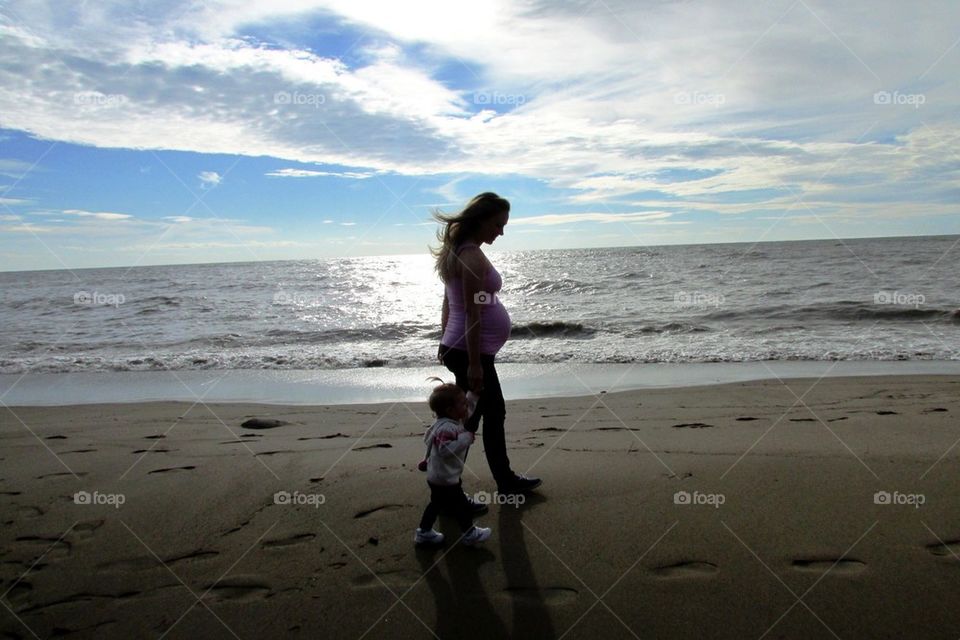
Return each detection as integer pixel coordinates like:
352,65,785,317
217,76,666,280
1,236,958,379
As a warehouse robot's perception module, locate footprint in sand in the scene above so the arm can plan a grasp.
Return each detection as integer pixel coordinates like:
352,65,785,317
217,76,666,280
351,570,420,589
202,576,271,602
926,539,960,558
144,435,166,439
241,418,291,430
354,505,404,519
36,472,88,480
653,561,718,577
876,410,898,416
671,423,714,429
922,408,949,414
147,466,196,474
261,534,317,549
6,581,33,605
71,519,105,541
354,443,392,450
45,435,68,440
791,558,866,574
15,535,72,558
735,417,759,421
498,586,578,605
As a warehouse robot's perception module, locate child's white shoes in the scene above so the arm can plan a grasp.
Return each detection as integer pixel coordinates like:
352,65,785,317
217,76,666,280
462,525,492,546
414,528,445,546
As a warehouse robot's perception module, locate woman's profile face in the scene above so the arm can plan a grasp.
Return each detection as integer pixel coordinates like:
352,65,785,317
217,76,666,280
478,210,509,245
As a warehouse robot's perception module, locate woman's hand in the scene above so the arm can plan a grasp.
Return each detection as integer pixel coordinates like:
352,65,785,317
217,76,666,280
468,361,484,393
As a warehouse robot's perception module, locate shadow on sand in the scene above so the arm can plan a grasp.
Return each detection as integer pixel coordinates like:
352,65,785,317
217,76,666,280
415,493,555,638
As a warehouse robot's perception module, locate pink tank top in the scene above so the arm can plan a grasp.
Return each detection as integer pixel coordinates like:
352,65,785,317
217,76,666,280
440,243,512,355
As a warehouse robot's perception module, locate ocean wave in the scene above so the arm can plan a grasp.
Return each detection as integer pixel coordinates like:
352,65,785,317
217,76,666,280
510,321,597,338
704,302,959,324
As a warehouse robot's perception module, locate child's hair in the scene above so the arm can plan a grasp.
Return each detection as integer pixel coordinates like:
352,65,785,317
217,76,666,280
426,376,463,418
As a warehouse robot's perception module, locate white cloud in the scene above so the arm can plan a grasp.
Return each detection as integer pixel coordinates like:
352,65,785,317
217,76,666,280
512,211,675,226
265,168,373,178
198,171,222,187
62,209,133,220
0,0,957,228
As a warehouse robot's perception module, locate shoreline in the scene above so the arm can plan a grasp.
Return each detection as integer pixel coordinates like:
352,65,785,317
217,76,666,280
2,359,959,407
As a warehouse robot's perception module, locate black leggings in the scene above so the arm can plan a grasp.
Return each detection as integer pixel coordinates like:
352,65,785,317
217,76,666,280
419,480,474,532
440,346,512,485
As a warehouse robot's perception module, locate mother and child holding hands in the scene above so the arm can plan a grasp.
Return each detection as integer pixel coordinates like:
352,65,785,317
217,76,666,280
415,193,542,547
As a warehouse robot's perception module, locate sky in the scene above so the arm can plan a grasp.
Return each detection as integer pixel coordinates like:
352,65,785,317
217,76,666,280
0,0,958,271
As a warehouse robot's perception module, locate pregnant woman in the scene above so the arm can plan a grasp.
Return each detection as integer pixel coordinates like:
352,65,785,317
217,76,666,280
433,192,542,495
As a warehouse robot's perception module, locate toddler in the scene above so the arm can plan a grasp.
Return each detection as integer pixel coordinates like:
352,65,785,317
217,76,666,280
415,381,491,546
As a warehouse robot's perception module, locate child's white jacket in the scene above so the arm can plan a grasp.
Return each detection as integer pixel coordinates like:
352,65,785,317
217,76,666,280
423,417,474,486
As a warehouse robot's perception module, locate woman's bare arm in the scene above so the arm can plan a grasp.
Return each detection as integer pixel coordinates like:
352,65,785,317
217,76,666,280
441,291,449,332
438,291,450,362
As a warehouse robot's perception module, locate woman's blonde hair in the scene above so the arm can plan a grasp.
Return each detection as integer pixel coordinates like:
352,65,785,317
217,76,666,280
431,192,510,283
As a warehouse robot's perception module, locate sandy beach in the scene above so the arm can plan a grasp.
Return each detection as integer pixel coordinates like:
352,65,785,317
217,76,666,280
2,374,960,639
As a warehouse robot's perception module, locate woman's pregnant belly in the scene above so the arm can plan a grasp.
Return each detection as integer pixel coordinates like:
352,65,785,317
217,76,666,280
480,301,511,355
